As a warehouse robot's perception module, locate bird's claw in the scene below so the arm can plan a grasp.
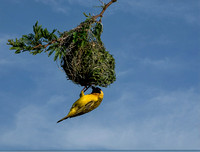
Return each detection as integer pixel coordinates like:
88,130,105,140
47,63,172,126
82,85,91,92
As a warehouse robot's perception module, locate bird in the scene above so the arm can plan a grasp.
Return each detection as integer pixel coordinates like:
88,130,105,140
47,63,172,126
57,86,104,123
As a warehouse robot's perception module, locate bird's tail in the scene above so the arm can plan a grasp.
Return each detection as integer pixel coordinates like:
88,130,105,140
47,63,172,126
57,116,69,123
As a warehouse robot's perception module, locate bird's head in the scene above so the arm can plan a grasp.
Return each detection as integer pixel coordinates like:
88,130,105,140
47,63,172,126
91,86,102,94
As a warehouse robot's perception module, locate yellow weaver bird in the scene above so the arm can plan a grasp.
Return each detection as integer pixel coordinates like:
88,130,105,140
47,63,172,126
57,86,104,123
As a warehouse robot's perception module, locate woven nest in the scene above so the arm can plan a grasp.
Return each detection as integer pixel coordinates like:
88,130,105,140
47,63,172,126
60,18,116,87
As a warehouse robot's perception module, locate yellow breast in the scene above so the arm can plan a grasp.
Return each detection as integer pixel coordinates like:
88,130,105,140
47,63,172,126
67,91,104,117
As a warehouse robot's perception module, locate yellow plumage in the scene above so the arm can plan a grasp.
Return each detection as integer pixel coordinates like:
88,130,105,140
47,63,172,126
57,86,104,123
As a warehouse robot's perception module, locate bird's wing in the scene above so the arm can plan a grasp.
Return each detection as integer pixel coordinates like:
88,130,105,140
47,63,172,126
70,100,95,118
85,100,95,110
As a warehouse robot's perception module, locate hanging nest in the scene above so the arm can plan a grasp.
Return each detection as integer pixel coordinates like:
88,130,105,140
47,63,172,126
7,0,117,88
59,18,116,87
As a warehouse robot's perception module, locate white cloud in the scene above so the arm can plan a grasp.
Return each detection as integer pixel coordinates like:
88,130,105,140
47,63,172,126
116,56,182,79
0,0,199,150
103,87,200,149
0,34,24,72
0,87,199,150
117,0,200,25
39,0,117,17
0,34,16,45
67,0,97,7
34,0,70,14
139,57,180,70
116,69,132,77
0,59,10,65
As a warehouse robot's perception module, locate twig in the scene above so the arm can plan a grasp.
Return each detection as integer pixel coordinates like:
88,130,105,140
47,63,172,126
33,40,57,49
93,0,117,20
32,0,117,49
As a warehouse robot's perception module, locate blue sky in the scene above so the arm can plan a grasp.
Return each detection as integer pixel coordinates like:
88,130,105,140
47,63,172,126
0,0,200,150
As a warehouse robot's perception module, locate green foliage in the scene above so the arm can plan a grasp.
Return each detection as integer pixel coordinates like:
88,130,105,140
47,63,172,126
7,21,59,60
7,18,116,87
92,22,103,43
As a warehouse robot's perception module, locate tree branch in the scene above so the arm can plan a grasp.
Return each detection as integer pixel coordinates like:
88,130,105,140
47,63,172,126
33,40,57,49
93,0,117,20
32,0,117,50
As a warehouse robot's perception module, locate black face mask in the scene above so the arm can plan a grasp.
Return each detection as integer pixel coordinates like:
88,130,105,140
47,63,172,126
91,86,101,93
